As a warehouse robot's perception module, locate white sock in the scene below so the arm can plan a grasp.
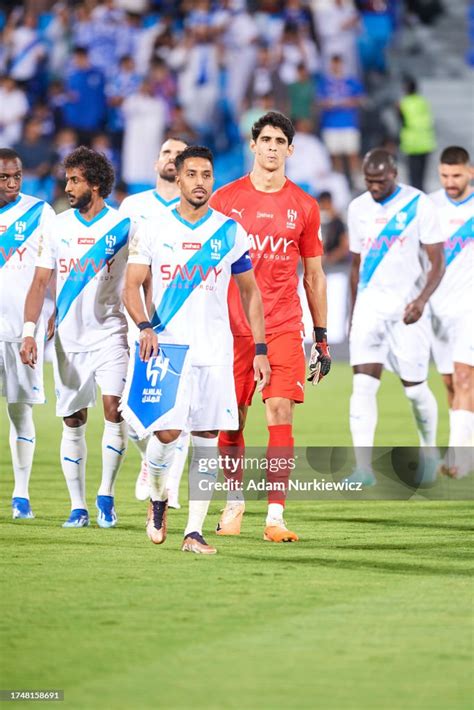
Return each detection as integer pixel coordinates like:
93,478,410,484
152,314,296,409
97,420,128,496
266,502,284,524
167,432,190,499
8,403,35,499
184,435,218,537
404,382,438,446
449,410,474,446
147,435,177,501
128,426,148,460
60,423,87,510
350,374,380,470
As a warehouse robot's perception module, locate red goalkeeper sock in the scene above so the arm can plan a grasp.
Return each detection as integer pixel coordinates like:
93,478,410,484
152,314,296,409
218,430,245,495
267,424,294,507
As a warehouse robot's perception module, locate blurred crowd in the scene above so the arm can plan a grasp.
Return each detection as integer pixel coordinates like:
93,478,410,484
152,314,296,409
0,0,448,262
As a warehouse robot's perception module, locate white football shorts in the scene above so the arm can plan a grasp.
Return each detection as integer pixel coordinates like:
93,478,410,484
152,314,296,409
151,363,238,433
53,335,129,417
350,303,431,381
0,339,45,404
430,309,474,374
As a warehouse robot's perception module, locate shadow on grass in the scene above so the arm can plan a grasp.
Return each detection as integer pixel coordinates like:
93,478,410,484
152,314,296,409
229,551,473,578
309,516,474,532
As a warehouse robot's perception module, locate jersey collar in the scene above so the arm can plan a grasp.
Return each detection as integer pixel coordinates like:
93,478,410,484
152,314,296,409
153,191,180,207
0,194,22,214
445,190,474,207
378,185,402,206
73,205,109,227
171,207,213,230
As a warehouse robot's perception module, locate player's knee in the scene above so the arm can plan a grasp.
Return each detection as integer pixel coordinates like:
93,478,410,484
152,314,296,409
453,365,472,393
103,396,121,422
443,376,455,400
265,398,293,425
155,429,181,444
63,410,87,428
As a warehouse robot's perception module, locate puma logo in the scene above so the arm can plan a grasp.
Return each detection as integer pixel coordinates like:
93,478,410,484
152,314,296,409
231,208,245,218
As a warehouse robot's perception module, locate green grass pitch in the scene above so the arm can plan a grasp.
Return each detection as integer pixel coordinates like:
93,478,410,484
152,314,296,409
0,363,472,710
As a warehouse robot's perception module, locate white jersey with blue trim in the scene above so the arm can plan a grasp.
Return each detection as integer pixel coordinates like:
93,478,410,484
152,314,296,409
348,183,443,319
128,207,252,366
428,189,473,318
0,193,55,342
36,205,133,352
118,189,180,221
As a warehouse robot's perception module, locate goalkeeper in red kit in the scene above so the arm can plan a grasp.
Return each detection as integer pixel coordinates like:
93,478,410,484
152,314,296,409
211,111,331,542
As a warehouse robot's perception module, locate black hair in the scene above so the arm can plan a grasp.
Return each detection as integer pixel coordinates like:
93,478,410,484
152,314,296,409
403,75,417,94
440,146,470,165
251,111,295,145
174,145,213,172
0,148,21,163
363,148,398,172
63,146,115,197
318,191,332,202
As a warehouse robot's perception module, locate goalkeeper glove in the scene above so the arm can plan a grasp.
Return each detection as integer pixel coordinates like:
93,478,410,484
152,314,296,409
307,327,331,386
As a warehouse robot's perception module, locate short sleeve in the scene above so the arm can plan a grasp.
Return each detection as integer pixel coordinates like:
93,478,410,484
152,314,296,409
128,221,153,265
36,211,57,270
299,200,323,257
417,193,444,245
230,222,251,262
348,201,363,254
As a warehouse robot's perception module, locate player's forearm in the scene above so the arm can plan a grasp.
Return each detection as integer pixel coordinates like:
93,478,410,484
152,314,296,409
417,248,445,304
350,258,360,309
24,271,51,325
241,287,266,343
303,271,327,328
123,284,150,326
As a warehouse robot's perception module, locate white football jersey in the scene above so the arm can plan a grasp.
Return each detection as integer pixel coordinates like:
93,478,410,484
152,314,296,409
119,189,179,220
0,193,55,341
128,207,252,366
428,189,473,318
37,205,133,352
348,184,443,318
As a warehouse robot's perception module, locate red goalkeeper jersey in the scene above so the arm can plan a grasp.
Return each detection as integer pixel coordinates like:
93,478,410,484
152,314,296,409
210,175,323,336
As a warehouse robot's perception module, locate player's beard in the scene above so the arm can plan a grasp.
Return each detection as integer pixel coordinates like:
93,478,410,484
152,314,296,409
446,184,468,200
186,189,208,208
159,165,177,183
68,188,93,210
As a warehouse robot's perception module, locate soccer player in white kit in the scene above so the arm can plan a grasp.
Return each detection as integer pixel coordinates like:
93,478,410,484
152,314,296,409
347,149,445,485
123,146,271,554
21,147,133,528
429,146,474,478
119,137,189,506
0,148,55,519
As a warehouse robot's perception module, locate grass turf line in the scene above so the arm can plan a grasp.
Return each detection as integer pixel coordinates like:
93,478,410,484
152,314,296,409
0,363,472,709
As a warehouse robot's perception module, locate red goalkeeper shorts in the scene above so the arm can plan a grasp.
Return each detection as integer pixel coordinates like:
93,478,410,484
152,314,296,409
233,331,306,406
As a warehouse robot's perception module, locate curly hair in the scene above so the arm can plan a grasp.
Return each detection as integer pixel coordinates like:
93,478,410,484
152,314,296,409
251,111,295,145
174,145,214,173
63,146,115,198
